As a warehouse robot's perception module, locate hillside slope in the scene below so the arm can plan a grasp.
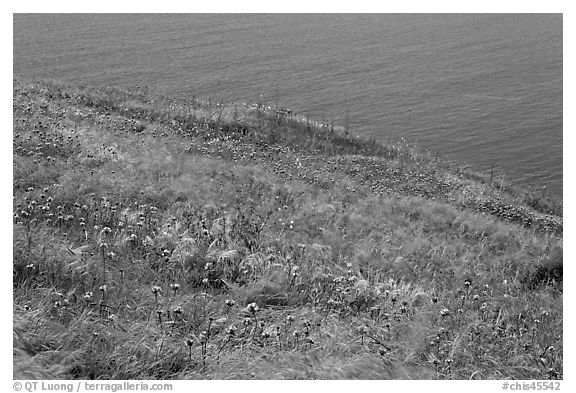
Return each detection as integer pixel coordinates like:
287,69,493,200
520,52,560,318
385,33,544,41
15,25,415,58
13,77,562,379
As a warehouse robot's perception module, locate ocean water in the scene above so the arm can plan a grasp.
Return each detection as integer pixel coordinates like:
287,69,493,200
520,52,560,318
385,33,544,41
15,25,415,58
13,14,563,196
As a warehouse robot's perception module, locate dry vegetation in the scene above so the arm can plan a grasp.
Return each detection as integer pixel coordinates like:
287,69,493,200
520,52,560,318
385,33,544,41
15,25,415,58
13,77,562,380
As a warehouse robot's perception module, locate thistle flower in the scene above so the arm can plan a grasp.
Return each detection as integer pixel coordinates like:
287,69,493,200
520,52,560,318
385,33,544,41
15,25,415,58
247,302,259,314
199,331,208,344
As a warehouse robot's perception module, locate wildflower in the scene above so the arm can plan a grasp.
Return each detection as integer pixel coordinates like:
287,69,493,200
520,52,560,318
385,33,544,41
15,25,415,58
83,292,93,301
473,294,479,301
247,302,259,314
202,278,209,285
54,301,61,308
173,306,183,315
225,299,235,307
243,317,252,327
199,331,208,344
26,263,34,269
286,315,295,323
440,308,450,317
170,283,180,292
151,286,162,295
99,285,107,292
227,325,237,336
293,330,300,338
185,338,194,347
464,280,471,288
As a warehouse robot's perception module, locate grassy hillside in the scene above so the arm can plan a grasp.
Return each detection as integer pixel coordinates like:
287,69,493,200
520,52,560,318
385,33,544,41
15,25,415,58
12,76,562,380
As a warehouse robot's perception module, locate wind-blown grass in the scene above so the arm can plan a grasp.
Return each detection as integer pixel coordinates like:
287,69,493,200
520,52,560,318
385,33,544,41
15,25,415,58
13,77,562,380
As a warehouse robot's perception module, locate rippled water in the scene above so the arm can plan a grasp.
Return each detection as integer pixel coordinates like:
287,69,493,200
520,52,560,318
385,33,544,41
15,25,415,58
13,14,563,196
